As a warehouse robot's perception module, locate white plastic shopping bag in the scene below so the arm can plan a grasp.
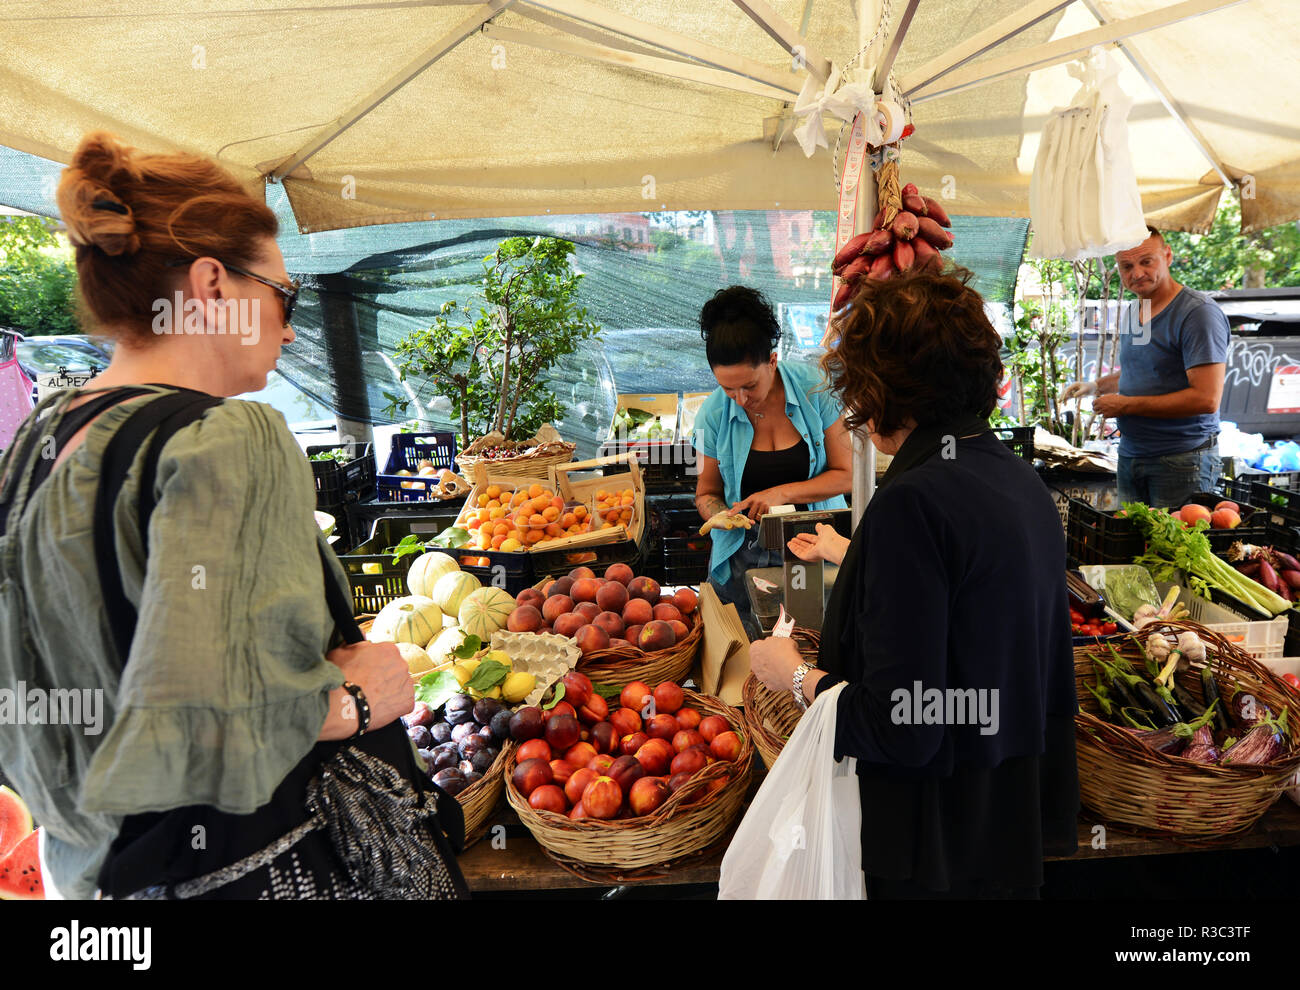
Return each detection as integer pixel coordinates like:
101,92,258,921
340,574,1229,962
718,682,865,899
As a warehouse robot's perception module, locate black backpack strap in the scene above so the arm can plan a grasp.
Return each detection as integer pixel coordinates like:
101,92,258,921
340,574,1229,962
94,391,224,666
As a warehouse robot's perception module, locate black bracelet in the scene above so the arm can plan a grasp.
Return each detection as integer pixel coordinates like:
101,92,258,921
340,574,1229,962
342,681,371,738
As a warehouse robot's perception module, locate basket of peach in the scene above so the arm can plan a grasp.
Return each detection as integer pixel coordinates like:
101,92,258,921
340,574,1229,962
503,673,753,883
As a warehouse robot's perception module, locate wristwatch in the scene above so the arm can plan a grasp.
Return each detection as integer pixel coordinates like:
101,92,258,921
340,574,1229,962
791,661,815,711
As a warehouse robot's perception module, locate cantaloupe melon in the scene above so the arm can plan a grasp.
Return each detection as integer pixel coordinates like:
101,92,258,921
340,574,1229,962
369,595,441,644
427,625,469,662
396,642,436,676
431,570,481,616
457,586,516,640
407,551,459,598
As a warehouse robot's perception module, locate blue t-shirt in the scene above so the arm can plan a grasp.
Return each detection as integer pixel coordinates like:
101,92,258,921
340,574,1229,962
690,360,848,586
1116,287,1229,458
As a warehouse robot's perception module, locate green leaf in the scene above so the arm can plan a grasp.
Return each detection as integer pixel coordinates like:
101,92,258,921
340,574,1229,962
431,527,471,549
541,682,566,710
388,534,427,564
452,634,483,659
592,682,622,701
413,670,462,711
466,659,510,692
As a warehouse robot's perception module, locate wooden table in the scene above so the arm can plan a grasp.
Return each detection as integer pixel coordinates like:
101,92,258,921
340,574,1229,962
457,793,1300,893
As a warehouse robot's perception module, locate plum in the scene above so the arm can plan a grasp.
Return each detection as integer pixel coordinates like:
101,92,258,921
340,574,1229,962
489,709,514,742
474,697,505,726
416,748,435,769
463,771,483,787
451,721,478,745
509,706,546,742
477,723,495,742
433,768,468,796
459,734,489,760
430,722,453,744
408,725,433,750
470,748,496,774
404,702,436,729
459,759,476,777
444,694,476,726
432,744,460,772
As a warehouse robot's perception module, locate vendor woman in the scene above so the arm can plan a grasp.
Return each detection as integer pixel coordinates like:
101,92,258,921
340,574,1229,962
690,286,852,638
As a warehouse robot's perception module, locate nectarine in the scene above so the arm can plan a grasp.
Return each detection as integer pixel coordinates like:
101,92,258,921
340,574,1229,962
709,731,743,762
529,783,567,814
607,754,645,795
653,681,684,714
548,759,576,788
512,757,553,798
561,670,593,709
628,775,670,816
698,715,730,743
620,681,652,712
545,713,581,751
517,738,553,764
672,729,706,754
609,707,641,739
582,776,622,819
634,742,672,776
564,741,598,768
670,746,709,776
620,731,649,756
565,767,598,805
675,707,702,731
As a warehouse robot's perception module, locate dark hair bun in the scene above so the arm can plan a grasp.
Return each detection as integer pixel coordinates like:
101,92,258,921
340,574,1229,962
699,285,781,367
58,132,141,257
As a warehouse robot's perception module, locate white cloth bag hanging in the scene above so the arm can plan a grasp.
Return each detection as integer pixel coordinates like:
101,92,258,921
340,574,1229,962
718,682,866,900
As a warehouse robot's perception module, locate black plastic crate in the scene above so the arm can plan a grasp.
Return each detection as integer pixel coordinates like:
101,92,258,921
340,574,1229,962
376,431,459,502
307,442,375,508
338,516,450,615
1244,479,1300,531
1065,497,1144,565
994,426,1034,462
663,557,710,587
318,501,355,555
658,507,710,553
454,551,535,597
529,528,647,584
598,439,697,494
346,495,466,542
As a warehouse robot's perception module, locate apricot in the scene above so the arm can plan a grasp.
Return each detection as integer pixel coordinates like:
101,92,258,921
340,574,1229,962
507,604,543,633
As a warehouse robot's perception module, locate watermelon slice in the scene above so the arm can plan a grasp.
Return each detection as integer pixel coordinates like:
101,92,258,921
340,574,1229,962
0,785,33,860
0,828,43,899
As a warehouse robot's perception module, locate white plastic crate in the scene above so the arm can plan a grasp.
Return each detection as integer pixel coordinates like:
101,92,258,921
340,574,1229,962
1258,657,1300,806
1154,583,1287,661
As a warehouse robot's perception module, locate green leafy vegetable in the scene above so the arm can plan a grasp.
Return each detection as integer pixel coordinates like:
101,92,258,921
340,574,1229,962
414,670,462,711
466,659,510,692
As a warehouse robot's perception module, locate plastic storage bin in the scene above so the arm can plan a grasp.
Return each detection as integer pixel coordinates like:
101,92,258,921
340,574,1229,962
307,442,376,508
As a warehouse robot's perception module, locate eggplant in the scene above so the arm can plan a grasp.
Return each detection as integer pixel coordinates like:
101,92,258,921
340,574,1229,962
1201,666,1231,734
1126,705,1221,757
1181,743,1221,763
1170,678,1206,720
1131,678,1182,726
1220,709,1289,766
1095,658,1148,717
1259,557,1281,595
1228,688,1272,730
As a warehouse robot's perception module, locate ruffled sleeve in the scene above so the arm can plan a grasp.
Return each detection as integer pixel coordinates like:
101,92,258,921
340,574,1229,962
80,400,344,816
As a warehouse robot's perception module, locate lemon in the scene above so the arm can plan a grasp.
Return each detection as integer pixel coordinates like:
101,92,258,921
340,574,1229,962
485,685,503,700
461,658,482,675
450,663,473,687
486,649,512,669
502,671,536,703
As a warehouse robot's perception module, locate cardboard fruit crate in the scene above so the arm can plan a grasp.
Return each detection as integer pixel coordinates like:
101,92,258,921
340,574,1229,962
549,452,646,550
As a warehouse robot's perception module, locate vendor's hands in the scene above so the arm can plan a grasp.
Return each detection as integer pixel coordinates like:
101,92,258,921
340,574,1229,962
732,486,786,522
327,640,414,731
1060,381,1096,401
1091,392,1128,417
749,636,804,693
787,522,849,566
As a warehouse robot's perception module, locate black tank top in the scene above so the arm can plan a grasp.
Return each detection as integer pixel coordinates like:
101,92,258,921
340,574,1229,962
740,438,810,509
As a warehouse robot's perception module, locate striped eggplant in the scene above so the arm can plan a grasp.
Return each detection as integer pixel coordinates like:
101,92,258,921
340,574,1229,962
1220,708,1289,766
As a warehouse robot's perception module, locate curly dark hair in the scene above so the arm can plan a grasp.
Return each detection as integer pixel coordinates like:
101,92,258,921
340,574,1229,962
820,267,1003,436
699,286,781,366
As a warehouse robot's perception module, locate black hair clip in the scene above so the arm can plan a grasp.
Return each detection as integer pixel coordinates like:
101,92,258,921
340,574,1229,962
91,199,128,215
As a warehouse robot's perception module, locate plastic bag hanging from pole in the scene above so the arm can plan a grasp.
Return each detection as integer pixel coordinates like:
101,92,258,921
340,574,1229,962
718,682,865,899
1028,49,1149,260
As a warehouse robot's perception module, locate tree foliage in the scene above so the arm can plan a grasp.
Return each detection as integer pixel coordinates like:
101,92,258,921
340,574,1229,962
0,217,78,335
385,236,602,447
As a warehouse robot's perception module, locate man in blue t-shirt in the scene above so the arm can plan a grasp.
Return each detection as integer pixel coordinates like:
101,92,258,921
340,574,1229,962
1062,227,1229,507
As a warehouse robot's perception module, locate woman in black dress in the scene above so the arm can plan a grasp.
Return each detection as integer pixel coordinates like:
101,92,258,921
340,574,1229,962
750,268,1078,898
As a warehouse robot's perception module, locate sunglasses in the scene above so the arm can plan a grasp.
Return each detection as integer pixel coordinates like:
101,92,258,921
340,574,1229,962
168,258,300,325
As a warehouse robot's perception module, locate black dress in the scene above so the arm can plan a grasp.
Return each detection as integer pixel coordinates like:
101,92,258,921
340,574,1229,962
813,418,1079,898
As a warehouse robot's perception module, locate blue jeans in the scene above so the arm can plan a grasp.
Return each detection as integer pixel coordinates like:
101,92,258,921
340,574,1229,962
709,528,783,642
1117,444,1220,508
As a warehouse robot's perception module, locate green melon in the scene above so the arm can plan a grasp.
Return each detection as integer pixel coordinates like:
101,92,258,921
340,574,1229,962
458,586,516,640
407,551,459,598
431,570,481,617
0,828,42,900
369,595,441,644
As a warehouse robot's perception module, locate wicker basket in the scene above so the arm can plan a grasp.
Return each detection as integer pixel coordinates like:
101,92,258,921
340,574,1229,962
504,688,752,883
455,426,575,481
742,627,821,770
1075,619,1300,839
576,612,704,689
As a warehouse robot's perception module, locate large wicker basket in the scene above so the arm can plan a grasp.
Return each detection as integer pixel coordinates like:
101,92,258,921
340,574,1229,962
741,627,821,770
576,612,704,688
1075,619,1300,839
454,426,575,481
504,688,753,883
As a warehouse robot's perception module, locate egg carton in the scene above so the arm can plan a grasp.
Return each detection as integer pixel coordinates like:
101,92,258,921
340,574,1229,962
490,630,582,708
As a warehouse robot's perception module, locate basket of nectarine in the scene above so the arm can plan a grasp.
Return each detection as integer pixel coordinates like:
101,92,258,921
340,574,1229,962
503,676,753,883
741,627,822,770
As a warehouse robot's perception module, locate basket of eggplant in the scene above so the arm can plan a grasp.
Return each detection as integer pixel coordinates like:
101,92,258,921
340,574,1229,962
1074,614,1300,838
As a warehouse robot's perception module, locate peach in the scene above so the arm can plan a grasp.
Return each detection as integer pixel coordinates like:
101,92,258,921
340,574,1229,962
620,731,649,756
1211,508,1241,530
609,707,642,739
624,624,644,649
507,604,543,633
565,767,598,806
698,715,730,743
1180,503,1212,526
605,562,634,586
628,775,670,816
653,602,684,625
596,581,629,614
548,759,576,788
628,576,661,603
517,738,553,764
542,595,575,623
653,681,684,714
593,611,625,638
529,784,567,814
568,566,597,582
563,741,598,768
574,601,602,622
672,729,706,754
638,620,676,652
516,588,545,610
672,587,698,615
511,757,553,798
561,671,593,710
622,597,654,626
1214,500,1239,514
574,623,611,656
620,681,653,712
675,707,702,731
552,612,589,638
582,775,622,819
550,575,576,597
571,577,601,603
670,746,709,776
668,619,689,642
709,730,743,762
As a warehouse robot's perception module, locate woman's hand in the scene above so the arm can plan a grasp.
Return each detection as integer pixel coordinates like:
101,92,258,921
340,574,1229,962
732,486,786,521
787,522,849,566
326,641,414,734
749,636,804,692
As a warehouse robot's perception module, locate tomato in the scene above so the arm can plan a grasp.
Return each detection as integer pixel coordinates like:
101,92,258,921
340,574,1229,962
1069,609,1085,624
1282,672,1300,691
1101,622,1118,635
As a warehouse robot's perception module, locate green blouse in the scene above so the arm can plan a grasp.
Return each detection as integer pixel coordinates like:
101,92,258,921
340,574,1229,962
0,386,348,899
